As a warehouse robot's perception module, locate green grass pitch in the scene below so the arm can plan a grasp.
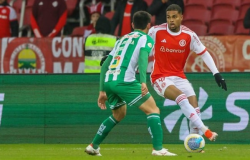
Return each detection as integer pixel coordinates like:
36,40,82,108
0,144,249,160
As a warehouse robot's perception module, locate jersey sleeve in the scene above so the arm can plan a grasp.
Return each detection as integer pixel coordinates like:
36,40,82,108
190,32,207,55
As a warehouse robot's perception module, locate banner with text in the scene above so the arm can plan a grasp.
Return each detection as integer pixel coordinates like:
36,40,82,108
0,37,84,74
0,36,250,73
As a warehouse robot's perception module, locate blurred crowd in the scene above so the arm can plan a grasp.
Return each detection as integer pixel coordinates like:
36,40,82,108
1,0,249,39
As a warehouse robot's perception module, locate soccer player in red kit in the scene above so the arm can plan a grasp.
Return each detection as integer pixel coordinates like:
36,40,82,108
148,4,227,141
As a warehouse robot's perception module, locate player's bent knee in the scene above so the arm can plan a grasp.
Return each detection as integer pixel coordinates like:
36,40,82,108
139,97,160,115
112,107,126,121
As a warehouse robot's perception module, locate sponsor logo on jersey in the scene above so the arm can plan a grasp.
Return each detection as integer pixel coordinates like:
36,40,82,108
160,46,185,53
179,39,186,47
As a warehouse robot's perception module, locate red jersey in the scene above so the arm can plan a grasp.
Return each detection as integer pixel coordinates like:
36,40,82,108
149,23,207,83
0,5,17,38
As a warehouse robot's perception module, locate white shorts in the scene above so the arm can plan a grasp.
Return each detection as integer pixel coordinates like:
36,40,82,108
152,76,195,98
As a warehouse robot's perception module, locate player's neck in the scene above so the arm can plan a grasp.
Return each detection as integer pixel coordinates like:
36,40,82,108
167,25,181,36
134,29,148,34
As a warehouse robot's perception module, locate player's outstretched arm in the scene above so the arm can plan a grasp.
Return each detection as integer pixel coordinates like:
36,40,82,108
200,51,227,91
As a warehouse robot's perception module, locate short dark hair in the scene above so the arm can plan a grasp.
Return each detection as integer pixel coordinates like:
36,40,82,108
95,16,111,34
166,4,182,14
133,11,151,30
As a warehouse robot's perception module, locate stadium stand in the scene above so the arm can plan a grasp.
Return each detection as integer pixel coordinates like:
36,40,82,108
104,11,114,20
183,9,211,25
213,0,241,9
144,0,153,6
186,0,213,10
208,23,235,35
212,3,235,14
211,9,239,25
235,19,250,34
6,0,250,36
65,0,78,16
184,23,208,36
71,26,87,37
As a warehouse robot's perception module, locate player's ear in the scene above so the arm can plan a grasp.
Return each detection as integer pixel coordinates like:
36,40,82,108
180,14,183,21
147,23,151,29
132,23,135,29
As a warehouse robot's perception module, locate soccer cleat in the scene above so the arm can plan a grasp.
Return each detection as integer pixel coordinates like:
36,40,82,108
204,129,218,141
85,144,102,156
152,148,177,156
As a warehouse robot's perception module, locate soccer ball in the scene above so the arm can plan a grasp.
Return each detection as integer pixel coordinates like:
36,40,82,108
184,134,205,153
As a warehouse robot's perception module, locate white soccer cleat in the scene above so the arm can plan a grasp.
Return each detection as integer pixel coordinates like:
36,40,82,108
205,129,218,141
208,132,218,141
85,144,102,156
152,148,177,156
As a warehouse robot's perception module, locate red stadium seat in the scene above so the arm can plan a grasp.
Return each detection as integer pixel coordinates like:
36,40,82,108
144,0,153,6
71,26,87,37
183,20,204,26
185,4,207,11
211,9,239,24
238,5,250,20
26,0,35,7
208,23,235,35
212,4,235,14
183,0,188,5
23,6,32,27
183,24,208,36
241,0,250,6
65,0,78,16
105,11,114,20
235,20,250,35
12,0,22,12
184,6,211,24
213,0,241,9
186,0,213,10
209,19,232,27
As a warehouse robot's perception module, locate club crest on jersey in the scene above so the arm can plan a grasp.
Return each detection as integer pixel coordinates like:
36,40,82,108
179,39,186,47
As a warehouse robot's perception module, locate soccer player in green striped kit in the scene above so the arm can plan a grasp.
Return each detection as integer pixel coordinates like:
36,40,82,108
85,11,176,156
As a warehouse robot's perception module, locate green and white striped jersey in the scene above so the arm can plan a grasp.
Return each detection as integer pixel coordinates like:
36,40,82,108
104,30,154,82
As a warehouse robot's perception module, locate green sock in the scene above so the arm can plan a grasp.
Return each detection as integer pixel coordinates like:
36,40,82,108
92,115,119,149
147,113,163,150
